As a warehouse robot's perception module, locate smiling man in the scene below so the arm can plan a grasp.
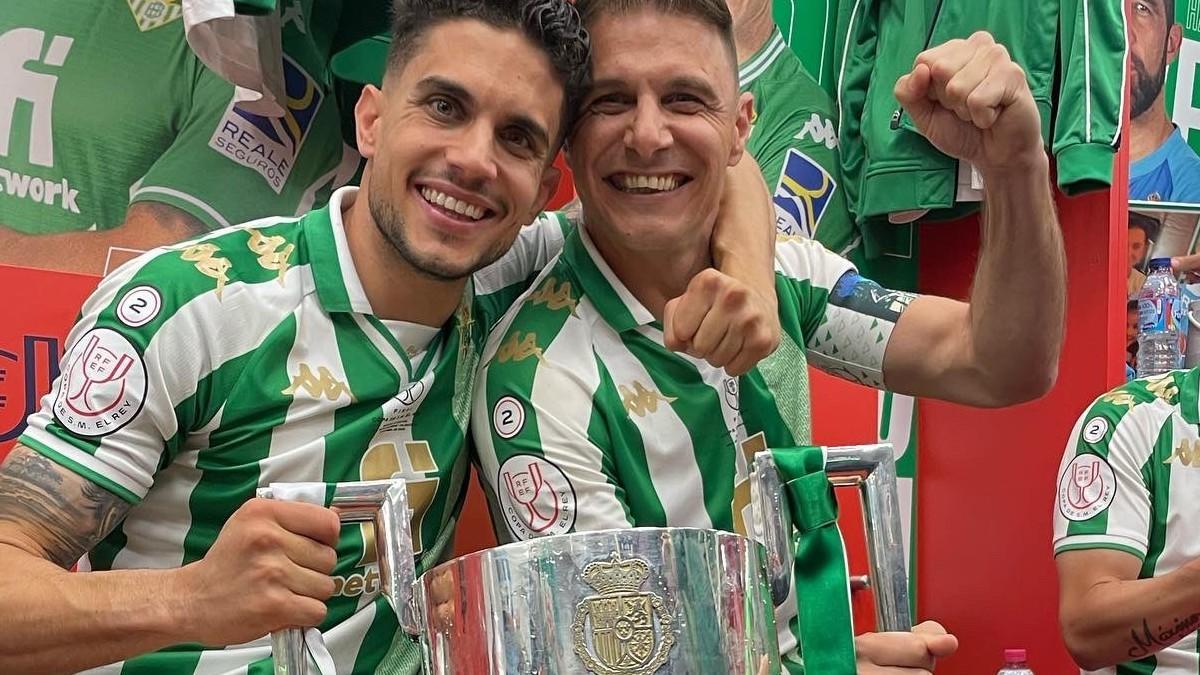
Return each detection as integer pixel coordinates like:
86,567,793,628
472,0,1065,672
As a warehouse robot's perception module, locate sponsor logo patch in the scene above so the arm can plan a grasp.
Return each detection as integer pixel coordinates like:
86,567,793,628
772,148,836,238
208,55,323,193
53,329,146,437
1058,455,1117,522
115,286,162,328
498,454,576,540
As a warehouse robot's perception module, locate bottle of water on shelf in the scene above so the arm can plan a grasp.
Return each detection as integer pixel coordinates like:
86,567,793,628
997,648,1034,675
1138,257,1183,378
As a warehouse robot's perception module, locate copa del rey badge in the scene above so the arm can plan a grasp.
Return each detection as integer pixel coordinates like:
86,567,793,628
1058,455,1116,522
53,329,147,437
497,454,576,540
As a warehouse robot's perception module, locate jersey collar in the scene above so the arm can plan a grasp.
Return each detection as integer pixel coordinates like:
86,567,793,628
738,29,787,88
302,186,375,315
563,225,657,333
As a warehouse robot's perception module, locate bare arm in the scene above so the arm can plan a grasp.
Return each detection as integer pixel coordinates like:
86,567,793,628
881,162,1063,407
1057,549,1200,670
882,33,1065,407
0,444,189,674
0,202,207,275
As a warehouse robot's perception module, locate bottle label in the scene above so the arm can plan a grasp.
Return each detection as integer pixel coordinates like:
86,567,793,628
1140,297,1177,333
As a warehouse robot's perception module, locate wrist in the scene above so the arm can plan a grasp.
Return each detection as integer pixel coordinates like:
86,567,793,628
164,564,206,644
979,151,1051,188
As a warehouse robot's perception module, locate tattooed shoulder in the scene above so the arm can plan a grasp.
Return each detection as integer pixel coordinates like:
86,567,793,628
0,445,130,568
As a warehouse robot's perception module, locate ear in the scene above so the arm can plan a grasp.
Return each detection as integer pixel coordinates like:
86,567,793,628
530,161,563,219
355,84,384,159
728,91,755,166
1168,23,1184,65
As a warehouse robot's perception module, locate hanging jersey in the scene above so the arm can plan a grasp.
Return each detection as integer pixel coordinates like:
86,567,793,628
1131,128,1200,205
20,187,568,674
472,227,915,672
836,0,1126,227
1053,368,1200,675
0,0,352,239
742,30,859,257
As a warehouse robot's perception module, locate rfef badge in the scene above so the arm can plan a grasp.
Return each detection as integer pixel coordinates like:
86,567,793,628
772,148,836,239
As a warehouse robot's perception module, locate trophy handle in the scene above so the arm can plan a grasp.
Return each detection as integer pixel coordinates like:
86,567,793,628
750,444,912,632
256,479,419,675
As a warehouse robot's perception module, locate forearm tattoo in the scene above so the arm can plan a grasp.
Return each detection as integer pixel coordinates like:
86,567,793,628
1128,614,1200,659
0,446,129,568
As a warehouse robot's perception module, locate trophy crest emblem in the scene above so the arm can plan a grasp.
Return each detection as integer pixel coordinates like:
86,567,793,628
572,553,676,674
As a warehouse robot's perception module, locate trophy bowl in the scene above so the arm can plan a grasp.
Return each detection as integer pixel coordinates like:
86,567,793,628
412,527,780,675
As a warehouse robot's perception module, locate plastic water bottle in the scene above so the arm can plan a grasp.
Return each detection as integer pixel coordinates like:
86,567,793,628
1138,257,1183,377
997,648,1034,675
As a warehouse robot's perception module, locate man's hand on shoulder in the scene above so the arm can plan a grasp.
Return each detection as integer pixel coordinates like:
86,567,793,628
663,268,780,376
894,31,1045,176
854,620,959,674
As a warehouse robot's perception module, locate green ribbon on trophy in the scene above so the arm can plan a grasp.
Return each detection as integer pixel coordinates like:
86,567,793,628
772,446,857,675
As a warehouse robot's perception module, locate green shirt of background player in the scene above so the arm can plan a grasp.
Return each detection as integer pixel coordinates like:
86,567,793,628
474,0,1066,672
727,0,857,256
0,0,356,276
0,0,785,671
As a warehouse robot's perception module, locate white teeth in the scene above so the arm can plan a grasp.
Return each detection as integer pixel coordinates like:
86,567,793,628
420,187,486,220
619,174,679,192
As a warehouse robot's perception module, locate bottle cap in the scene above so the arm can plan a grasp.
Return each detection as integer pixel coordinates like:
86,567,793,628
1004,648,1026,662
1149,257,1173,271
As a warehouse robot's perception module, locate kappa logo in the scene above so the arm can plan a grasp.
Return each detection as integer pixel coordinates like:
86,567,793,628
208,55,323,193
498,454,576,540
1058,455,1117,522
53,329,147,437
619,381,676,417
282,363,353,402
795,113,838,150
529,276,579,315
246,229,295,284
772,149,836,238
180,243,232,298
1165,439,1200,468
126,0,182,32
497,331,545,364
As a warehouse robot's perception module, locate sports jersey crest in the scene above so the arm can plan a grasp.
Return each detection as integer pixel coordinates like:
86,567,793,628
127,0,182,32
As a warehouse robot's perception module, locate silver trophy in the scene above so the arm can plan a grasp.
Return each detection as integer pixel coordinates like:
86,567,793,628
263,442,910,673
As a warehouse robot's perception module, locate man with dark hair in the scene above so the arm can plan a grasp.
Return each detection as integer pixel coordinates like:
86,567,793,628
1130,0,1200,204
474,1,1064,674
1129,211,1163,297
0,0,780,672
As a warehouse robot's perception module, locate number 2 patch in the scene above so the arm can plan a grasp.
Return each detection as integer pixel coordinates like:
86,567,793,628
493,396,526,439
115,285,163,328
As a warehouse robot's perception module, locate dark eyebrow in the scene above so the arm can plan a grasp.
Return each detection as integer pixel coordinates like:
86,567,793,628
665,76,721,102
414,75,552,157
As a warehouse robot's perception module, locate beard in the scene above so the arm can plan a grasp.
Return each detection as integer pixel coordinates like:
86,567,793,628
366,173,509,282
1131,47,1168,119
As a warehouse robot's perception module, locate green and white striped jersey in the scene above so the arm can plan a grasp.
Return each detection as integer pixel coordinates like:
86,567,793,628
19,186,566,675
1054,368,1200,675
471,226,914,671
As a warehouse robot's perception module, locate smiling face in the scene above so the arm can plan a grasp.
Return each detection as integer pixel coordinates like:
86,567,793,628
566,8,751,254
356,19,564,281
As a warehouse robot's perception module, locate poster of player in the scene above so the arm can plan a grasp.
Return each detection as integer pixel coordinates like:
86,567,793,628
1130,0,1200,207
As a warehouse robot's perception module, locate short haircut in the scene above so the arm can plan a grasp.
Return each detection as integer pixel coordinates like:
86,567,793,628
573,0,738,72
387,0,592,141
1129,211,1162,242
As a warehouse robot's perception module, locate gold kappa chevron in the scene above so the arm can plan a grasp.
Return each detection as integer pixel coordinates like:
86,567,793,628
282,363,354,401
181,243,232,299
620,381,676,417
529,275,579,315
246,229,295,284
1145,373,1179,402
497,331,545,364
1099,391,1138,411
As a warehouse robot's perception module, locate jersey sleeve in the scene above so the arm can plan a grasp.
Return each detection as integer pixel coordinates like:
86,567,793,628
473,211,571,327
1052,0,1126,195
748,84,858,256
17,249,223,503
470,293,632,544
1052,387,1164,560
129,48,353,231
774,236,913,389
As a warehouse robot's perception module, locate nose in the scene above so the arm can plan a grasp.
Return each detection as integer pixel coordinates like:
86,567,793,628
623,96,672,160
444,120,500,184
